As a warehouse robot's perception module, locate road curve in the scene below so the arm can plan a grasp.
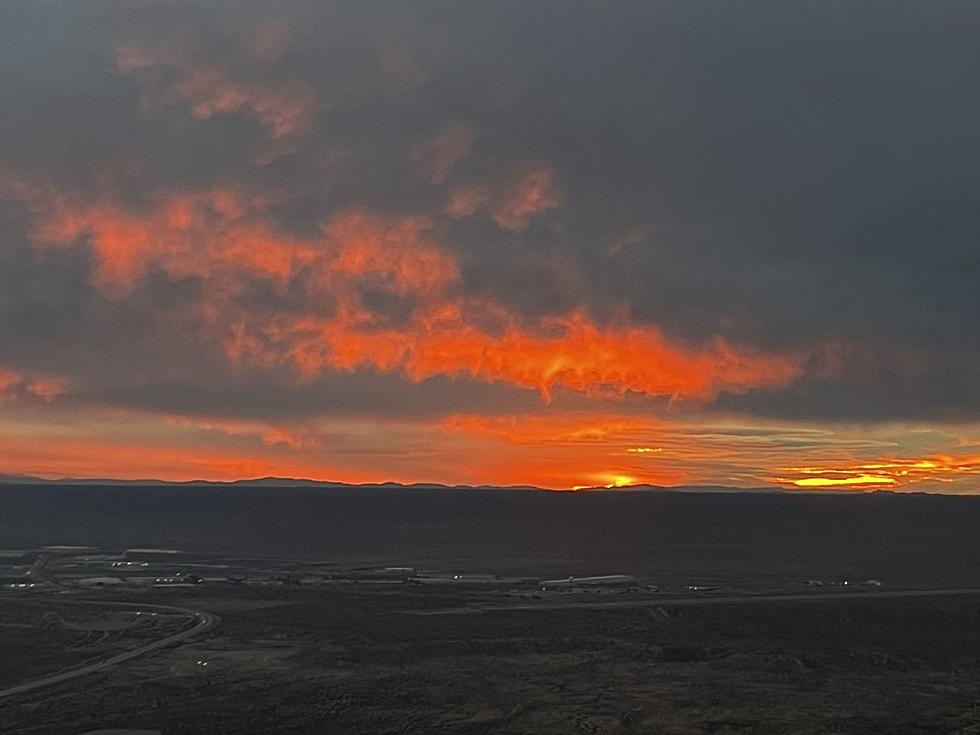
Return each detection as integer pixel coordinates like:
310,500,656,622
406,586,980,615
0,600,217,701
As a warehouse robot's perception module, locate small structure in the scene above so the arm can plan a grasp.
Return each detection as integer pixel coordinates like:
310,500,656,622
124,548,184,561
78,576,125,587
539,574,636,589
411,573,500,585
111,561,150,570
153,573,201,586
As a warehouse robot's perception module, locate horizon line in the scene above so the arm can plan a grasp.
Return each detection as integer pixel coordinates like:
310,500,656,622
0,473,948,496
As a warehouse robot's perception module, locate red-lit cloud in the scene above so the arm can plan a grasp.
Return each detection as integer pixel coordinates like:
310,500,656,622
0,365,68,404
10,173,805,404
444,413,658,445
265,309,803,402
775,455,980,490
116,37,317,141
447,163,563,231
0,366,20,401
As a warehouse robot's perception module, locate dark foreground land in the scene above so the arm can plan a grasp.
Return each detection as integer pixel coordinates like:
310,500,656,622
5,483,980,584
5,586,980,734
3,485,980,733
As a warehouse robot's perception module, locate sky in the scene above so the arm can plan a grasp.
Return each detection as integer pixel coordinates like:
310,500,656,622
0,1,978,492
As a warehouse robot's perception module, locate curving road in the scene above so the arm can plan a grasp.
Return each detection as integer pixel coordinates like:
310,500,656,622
0,600,217,701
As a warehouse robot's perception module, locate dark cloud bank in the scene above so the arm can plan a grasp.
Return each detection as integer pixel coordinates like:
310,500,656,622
1,0,978,425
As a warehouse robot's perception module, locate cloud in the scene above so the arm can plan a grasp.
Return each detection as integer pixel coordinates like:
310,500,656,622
444,413,658,445
444,412,980,492
116,36,317,142
17,182,297,295
7,169,805,405
316,311,802,402
775,455,980,490
0,364,67,404
447,163,562,231
2,2,980,485
163,414,320,451
492,164,563,231
0,366,20,401
413,121,476,184
245,21,291,63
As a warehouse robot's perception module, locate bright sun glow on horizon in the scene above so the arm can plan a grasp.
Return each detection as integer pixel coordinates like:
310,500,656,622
571,474,638,491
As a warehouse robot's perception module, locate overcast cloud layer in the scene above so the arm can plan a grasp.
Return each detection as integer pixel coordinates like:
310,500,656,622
1,1,978,490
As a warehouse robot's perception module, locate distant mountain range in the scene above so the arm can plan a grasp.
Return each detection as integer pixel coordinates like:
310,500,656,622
0,473,540,491
0,473,866,494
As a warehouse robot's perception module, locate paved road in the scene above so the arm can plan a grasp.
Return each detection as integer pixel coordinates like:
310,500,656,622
0,600,217,700
407,587,980,615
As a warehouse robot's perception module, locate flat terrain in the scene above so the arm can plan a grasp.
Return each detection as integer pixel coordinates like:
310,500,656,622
4,585,980,734
4,485,980,733
4,484,980,585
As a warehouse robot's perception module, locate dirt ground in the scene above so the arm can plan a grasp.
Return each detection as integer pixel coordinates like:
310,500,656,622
4,584,980,734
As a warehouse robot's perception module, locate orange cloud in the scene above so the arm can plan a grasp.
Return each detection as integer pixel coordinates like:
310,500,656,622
0,365,68,404
493,164,563,231
0,366,21,401
447,163,563,231
182,71,316,139
26,184,453,301
24,184,309,294
25,377,68,402
445,181,493,219
775,455,980,490
319,211,459,295
444,413,658,444
440,413,980,492
3,387,978,492
116,42,317,140
162,415,319,451
262,308,803,402
11,171,806,402
790,475,896,488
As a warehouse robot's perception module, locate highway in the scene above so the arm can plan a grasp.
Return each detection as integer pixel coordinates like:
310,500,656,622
407,586,980,615
0,600,217,700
